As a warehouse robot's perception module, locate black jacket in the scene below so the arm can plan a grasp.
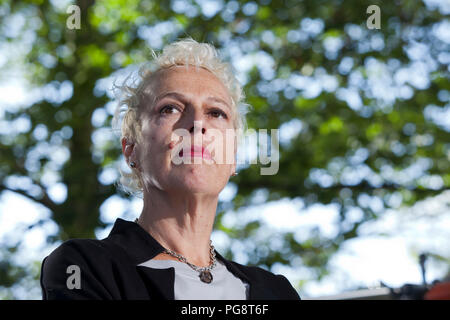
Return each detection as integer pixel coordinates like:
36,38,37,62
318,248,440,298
40,218,301,300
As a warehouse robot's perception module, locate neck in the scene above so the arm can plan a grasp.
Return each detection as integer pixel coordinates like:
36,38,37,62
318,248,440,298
137,186,218,267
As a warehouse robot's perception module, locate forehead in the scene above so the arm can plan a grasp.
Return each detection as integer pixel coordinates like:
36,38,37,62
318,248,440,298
147,65,232,106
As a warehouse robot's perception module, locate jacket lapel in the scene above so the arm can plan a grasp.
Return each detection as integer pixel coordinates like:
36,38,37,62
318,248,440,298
136,266,175,300
105,218,166,265
215,251,277,300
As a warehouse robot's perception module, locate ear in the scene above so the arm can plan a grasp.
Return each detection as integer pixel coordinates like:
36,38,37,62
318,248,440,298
121,137,135,162
229,131,238,176
229,143,237,176
230,163,237,177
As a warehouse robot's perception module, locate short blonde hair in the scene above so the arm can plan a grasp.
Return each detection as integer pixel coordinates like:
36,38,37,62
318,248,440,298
111,37,250,198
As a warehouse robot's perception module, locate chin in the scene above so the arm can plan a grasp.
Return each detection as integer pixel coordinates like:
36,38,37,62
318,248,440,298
171,167,225,194
176,181,220,196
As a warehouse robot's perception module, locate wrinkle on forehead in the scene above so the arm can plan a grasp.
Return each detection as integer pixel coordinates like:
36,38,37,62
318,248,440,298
140,65,233,111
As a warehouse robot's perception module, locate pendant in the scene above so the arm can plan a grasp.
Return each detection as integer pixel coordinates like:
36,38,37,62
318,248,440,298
199,270,213,283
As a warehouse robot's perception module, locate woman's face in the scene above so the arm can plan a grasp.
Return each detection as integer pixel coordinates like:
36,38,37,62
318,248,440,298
134,65,237,196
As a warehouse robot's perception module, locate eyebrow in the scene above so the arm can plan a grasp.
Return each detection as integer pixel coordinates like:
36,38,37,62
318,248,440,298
154,92,231,111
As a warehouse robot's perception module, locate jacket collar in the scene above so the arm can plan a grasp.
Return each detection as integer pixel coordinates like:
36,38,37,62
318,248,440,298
104,218,251,285
105,218,166,265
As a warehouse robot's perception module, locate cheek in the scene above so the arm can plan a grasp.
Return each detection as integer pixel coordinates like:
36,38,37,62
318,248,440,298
206,129,236,164
139,126,169,162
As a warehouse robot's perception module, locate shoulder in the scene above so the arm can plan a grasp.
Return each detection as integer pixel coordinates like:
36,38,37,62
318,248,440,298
42,238,112,269
225,260,301,300
40,239,117,300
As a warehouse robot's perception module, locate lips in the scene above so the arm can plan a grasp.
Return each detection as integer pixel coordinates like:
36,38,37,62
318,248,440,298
179,145,212,160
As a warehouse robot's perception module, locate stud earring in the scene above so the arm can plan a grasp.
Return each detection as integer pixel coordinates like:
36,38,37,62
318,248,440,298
130,161,136,168
231,172,238,176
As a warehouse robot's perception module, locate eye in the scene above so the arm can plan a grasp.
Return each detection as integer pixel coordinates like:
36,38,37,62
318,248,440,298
159,105,181,115
209,109,228,119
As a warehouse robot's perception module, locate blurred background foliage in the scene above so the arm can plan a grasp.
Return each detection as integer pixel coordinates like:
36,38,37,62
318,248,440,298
0,0,449,299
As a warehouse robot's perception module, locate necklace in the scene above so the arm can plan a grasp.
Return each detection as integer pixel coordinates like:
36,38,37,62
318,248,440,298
164,240,217,284
134,218,217,284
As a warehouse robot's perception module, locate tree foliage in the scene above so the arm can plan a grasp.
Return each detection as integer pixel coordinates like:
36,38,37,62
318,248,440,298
0,0,448,298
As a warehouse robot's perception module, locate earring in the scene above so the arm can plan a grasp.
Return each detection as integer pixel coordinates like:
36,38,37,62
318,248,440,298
231,172,238,176
130,161,136,168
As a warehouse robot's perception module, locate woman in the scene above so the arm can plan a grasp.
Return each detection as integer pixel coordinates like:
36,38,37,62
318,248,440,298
40,38,300,300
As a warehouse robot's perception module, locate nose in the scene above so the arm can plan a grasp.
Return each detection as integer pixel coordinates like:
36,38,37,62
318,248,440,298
184,103,207,135
189,124,206,134
189,116,206,135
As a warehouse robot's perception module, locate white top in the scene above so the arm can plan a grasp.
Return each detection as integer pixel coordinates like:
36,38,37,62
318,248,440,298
138,258,249,300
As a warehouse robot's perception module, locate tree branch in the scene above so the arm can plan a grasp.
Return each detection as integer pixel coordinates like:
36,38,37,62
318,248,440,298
0,184,58,213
